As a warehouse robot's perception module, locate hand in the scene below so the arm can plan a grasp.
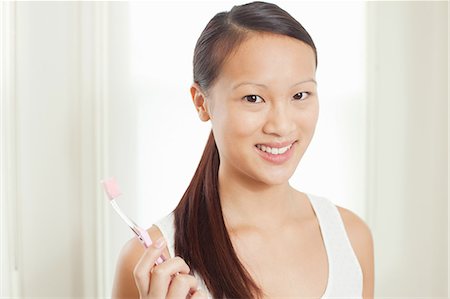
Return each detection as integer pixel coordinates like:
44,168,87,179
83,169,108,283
133,237,207,299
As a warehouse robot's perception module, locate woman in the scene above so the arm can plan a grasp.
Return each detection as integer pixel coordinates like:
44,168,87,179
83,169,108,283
112,2,374,298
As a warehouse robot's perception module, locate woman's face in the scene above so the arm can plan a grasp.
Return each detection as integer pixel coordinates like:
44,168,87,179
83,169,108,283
195,33,318,186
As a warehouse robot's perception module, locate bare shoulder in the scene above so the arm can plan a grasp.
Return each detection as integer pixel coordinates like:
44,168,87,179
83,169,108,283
336,205,374,298
335,206,373,250
111,225,164,299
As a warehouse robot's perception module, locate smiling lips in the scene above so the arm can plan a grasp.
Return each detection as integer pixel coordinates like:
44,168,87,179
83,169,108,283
255,141,297,164
256,143,293,155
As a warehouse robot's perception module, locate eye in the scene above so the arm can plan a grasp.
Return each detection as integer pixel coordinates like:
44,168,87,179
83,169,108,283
243,95,264,103
293,92,309,101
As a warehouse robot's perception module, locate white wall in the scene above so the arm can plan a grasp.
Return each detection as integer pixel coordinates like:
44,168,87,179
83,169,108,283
1,1,111,297
13,1,83,296
366,1,448,297
1,1,20,296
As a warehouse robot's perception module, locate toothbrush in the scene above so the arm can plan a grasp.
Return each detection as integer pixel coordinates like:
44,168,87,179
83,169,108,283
101,177,165,265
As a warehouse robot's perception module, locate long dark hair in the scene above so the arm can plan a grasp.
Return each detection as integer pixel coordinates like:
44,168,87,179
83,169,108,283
173,2,317,298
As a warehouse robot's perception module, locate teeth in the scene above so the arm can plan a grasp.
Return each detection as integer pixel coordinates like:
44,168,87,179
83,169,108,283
256,143,293,155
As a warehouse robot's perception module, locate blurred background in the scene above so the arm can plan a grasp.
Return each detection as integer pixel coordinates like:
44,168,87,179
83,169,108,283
0,1,447,298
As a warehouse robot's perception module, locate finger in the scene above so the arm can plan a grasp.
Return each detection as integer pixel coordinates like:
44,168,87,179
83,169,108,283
148,256,191,298
133,237,166,296
165,273,198,299
190,288,208,299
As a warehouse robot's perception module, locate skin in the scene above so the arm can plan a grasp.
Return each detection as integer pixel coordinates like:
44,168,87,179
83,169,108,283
112,32,374,298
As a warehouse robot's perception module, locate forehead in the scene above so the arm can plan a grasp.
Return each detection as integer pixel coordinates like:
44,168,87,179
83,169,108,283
217,33,316,86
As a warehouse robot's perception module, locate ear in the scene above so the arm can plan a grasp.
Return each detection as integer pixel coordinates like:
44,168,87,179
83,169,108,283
190,83,211,122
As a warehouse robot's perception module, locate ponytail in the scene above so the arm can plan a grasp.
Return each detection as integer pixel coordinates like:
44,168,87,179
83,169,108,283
173,130,261,298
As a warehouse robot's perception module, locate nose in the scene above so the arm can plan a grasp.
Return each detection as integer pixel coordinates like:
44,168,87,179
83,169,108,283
262,102,296,137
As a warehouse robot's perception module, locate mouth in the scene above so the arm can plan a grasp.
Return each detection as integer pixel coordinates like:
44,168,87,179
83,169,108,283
255,142,293,154
254,140,298,164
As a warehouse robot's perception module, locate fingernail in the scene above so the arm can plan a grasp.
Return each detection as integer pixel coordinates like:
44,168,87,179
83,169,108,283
154,237,166,249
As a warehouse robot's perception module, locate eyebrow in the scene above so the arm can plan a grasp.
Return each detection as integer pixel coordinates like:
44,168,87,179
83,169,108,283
232,78,317,90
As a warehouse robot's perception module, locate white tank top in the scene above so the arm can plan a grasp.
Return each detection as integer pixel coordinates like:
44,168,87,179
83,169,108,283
154,193,363,298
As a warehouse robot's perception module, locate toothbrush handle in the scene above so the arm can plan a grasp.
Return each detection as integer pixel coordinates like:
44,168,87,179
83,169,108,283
136,226,165,265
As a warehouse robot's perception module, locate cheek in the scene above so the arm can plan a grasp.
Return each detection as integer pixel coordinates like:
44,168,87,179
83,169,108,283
213,104,262,138
298,100,319,128
307,107,319,129
234,113,262,137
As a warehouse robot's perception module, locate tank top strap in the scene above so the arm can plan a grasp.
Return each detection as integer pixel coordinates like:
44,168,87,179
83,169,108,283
307,193,363,298
154,212,176,258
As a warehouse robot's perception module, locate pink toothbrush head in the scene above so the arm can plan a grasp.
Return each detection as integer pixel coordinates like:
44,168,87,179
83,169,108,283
100,177,165,264
101,177,122,200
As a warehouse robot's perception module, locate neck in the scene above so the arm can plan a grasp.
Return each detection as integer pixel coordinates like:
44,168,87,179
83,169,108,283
218,164,298,231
